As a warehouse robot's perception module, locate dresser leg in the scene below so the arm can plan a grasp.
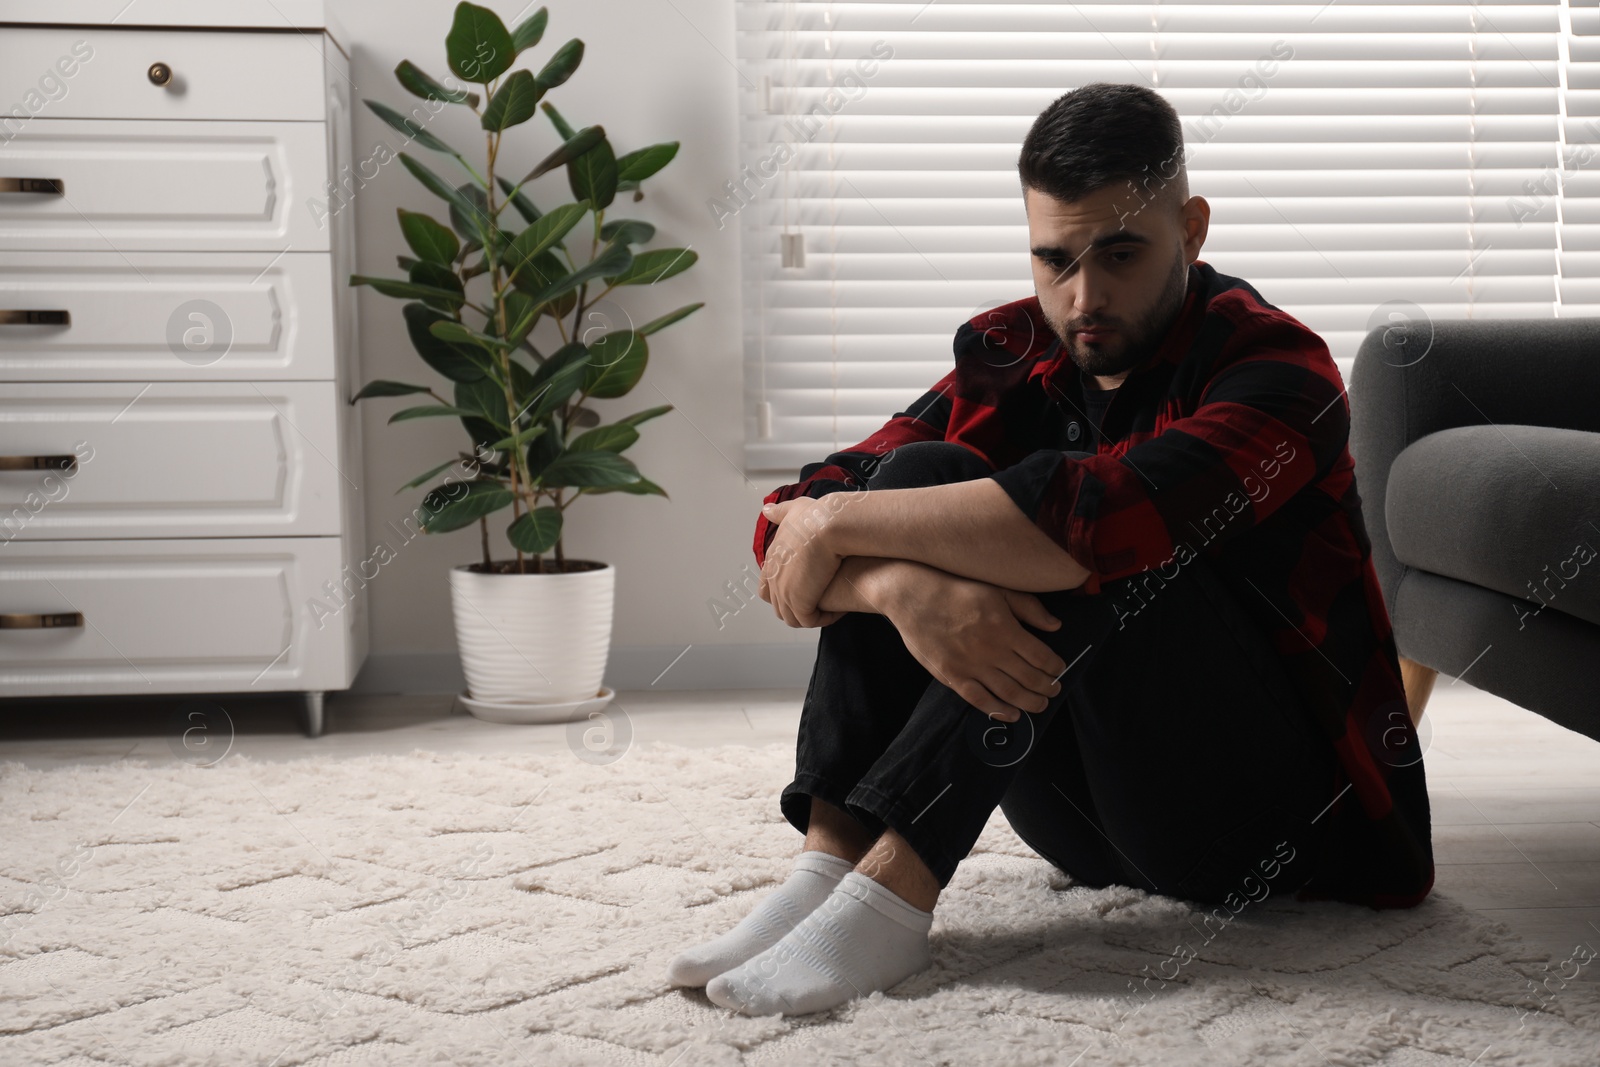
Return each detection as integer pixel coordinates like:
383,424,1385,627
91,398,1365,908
301,691,326,738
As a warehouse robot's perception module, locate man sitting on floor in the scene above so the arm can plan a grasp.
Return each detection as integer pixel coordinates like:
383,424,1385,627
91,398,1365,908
668,81,1434,1018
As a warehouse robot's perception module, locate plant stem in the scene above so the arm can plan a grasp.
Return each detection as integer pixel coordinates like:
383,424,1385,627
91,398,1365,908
484,118,527,576
571,209,605,334
451,146,490,191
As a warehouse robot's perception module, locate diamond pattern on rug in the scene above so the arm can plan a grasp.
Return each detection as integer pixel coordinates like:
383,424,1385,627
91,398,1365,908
1,742,1595,1067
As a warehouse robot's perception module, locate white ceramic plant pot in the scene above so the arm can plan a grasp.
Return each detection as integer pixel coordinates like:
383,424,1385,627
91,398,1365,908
448,560,614,718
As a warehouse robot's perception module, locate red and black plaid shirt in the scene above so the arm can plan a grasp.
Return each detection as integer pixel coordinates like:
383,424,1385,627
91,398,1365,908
753,260,1433,909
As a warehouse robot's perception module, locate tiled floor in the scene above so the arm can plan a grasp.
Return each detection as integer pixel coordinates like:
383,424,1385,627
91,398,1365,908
2,681,1596,981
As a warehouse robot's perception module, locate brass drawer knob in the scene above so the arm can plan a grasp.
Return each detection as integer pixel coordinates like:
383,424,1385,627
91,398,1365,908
148,62,173,87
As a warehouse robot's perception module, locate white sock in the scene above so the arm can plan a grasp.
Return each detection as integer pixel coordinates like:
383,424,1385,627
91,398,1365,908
704,870,935,1016
667,849,855,988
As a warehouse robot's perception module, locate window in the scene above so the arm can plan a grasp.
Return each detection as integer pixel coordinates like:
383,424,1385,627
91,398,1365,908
730,1,1600,472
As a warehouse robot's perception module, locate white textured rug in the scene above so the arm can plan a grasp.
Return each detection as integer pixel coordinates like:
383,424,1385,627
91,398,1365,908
1,742,1595,1066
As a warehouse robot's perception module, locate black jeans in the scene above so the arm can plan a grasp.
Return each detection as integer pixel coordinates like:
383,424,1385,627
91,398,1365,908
779,440,1340,905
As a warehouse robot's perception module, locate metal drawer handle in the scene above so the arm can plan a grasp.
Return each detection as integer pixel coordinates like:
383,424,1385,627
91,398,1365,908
0,178,65,195
148,62,173,87
0,310,70,326
0,455,78,472
0,612,85,630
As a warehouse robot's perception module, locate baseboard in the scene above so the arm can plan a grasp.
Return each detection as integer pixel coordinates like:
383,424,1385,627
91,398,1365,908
348,641,819,695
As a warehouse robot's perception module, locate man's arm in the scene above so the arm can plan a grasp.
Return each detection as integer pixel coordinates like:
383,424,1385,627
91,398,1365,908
812,555,925,615
824,329,1348,596
822,480,1091,593
753,371,957,570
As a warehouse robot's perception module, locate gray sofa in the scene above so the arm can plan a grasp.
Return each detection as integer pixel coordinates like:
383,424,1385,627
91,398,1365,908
1348,316,1600,743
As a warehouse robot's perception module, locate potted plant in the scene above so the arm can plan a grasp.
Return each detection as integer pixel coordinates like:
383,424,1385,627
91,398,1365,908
349,2,700,722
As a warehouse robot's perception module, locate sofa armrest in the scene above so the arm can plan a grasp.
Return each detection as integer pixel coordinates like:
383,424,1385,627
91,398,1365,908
1349,315,1600,615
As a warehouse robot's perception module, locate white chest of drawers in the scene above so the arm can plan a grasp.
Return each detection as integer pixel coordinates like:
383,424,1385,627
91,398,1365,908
0,2,366,736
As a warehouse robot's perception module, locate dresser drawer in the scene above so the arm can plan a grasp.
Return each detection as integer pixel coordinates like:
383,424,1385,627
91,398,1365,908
0,382,346,539
0,26,330,122
0,536,350,695
0,119,330,252
0,251,337,380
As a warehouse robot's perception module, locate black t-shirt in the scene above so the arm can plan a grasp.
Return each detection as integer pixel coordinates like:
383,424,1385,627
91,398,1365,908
1057,379,1118,450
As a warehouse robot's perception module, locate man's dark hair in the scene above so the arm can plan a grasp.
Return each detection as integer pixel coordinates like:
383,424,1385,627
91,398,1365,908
1018,82,1188,210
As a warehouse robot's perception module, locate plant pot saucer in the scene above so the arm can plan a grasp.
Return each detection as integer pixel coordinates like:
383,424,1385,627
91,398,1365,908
456,685,616,725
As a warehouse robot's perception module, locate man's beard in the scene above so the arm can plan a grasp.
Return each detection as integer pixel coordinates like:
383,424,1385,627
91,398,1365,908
1048,253,1190,378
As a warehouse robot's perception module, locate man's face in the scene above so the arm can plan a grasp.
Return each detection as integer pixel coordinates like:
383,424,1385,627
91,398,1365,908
1024,182,1209,380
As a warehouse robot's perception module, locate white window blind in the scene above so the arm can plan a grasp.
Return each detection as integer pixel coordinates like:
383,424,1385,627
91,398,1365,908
731,1,1600,473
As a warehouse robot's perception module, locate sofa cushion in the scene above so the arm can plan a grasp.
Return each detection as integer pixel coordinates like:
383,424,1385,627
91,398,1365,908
1386,424,1600,628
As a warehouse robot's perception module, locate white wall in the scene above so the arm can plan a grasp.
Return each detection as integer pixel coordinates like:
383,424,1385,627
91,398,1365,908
331,0,814,692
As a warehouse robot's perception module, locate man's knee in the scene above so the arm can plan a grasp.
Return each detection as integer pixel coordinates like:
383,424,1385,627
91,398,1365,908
863,440,994,490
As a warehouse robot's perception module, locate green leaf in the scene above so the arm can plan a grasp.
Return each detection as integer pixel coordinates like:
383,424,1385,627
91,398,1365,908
453,381,507,453
637,303,703,336
615,141,679,183
420,479,514,533
604,247,697,286
403,301,489,383
520,125,605,183
509,353,539,395
496,175,541,225
583,330,647,399
398,209,460,264
364,98,460,159
487,423,548,452
510,7,549,55
408,261,463,311
389,404,479,424
398,153,487,238
398,456,473,493
481,70,542,132
394,59,478,109
541,100,577,141
520,342,590,421
519,242,633,308
567,133,617,211
456,374,510,431
446,179,493,248
567,423,640,453
599,217,655,246
429,320,505,353
534,39,584,92
538,449,640,489
569,406,601,428
529,363,590,423
526,341,587,390
509,249,580,318
505,202,589,282
397,254,421,272
581,475,667,498
351,274,467,305
351,379,433,402
507,507,562,554
615,403,674,428
503,291,541,347
446,2,515,84
527,416,564,479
